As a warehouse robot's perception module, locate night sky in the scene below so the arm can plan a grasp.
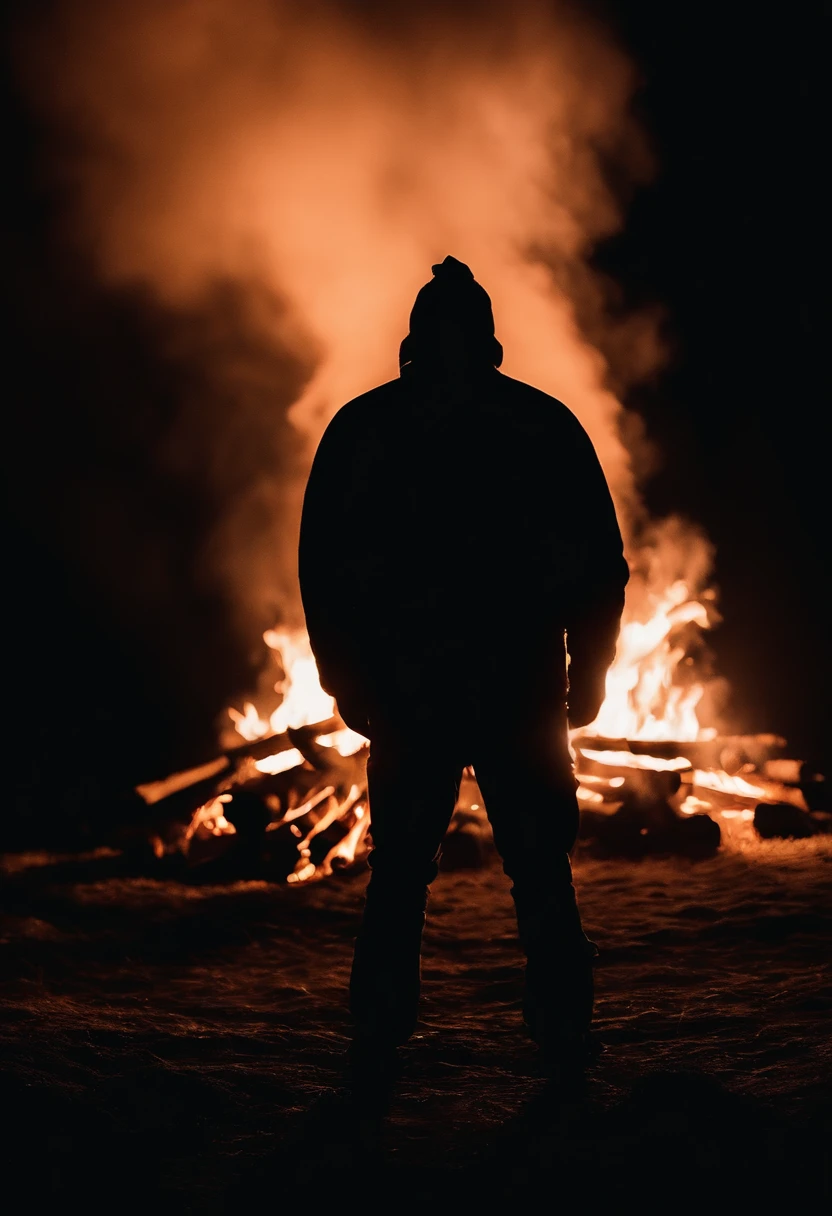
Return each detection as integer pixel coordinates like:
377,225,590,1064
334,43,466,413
2,0,826,847
595,0,827,768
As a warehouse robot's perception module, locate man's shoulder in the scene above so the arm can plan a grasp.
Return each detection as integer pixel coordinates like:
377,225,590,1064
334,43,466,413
494,373,585,435
328,379,402,428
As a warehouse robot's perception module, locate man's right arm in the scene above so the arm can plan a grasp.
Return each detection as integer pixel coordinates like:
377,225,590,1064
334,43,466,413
559,419,629,729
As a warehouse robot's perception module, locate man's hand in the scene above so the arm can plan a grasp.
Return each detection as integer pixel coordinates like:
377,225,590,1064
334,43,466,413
566,669,608,730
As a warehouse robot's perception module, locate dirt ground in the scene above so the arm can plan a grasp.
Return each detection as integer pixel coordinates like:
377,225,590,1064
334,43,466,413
1,817,830,1210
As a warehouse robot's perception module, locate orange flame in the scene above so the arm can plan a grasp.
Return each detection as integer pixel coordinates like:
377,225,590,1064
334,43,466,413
582,579,715,742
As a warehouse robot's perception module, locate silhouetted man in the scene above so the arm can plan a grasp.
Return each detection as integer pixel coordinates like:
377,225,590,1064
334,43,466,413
299,257,628,1074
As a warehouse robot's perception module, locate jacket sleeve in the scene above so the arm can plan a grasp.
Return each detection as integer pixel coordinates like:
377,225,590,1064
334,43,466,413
559,420,629,728
298,406,372,712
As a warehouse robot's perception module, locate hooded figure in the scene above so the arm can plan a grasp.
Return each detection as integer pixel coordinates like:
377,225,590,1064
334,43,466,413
299,257,628,1076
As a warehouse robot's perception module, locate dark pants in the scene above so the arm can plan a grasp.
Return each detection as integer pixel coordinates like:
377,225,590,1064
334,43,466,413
350,694,594,1046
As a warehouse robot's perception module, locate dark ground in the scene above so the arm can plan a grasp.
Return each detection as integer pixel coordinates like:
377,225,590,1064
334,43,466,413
1,817,829,1210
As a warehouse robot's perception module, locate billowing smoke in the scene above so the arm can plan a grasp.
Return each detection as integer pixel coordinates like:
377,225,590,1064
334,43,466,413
11,0,717,773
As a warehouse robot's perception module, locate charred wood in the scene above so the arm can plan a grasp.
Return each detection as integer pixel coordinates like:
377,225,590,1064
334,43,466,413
800,773,830,812
286,727,369,786
690,771,809,811
226,718,341,764
132,718,356,849
137,717,342,807
754,803,831,840
575,757,684,803
579,796,720,859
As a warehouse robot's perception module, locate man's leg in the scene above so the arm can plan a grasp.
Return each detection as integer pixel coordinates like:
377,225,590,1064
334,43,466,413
472,706,596,1063
350,722,462,1047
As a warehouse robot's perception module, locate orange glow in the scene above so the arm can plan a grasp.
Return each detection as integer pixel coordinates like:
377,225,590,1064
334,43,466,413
26,0,676,655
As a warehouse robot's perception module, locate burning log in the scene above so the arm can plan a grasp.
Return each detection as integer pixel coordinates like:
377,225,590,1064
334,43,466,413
573,734,787,772
212,728,369,881
579,794,720,859
762,758,804,784
689,770,809,811
125,713,370,879
753,803,832,841
287,725,368,782
132,717,349,838
228,717,342,764
136,717,342,804
283,788,370,883
217,743,368,880
576,755,685,804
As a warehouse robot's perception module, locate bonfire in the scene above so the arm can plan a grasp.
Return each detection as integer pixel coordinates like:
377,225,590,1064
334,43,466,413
135,564,830,880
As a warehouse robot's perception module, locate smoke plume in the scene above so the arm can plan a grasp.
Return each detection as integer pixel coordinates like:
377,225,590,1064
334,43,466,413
10,0,716,772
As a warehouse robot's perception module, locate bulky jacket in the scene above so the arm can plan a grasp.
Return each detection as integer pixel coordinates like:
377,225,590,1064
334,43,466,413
298,365,628,735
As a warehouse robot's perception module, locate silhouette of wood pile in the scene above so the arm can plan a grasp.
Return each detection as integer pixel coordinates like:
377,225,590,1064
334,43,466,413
128,716,370,881
120,726,829,880
571,733,831,856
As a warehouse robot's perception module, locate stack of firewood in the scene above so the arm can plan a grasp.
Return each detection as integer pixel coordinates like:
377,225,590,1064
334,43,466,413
130,717,368,881
572,733,830,857
124,725,829,881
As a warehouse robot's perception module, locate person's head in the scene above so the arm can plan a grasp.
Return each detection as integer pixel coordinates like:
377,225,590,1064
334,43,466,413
399,256,503,376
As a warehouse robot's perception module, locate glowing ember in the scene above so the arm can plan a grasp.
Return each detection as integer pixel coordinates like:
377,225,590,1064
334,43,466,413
579,749,692,772
186,794,236,840
254,748,305,775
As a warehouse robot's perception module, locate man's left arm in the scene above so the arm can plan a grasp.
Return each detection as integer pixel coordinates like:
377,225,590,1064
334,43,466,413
561,424,629,728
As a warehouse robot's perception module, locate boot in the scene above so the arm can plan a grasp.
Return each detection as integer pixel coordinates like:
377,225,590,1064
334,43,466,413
512,889,599,1076
349,909,426,1048
522,936,600,1078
